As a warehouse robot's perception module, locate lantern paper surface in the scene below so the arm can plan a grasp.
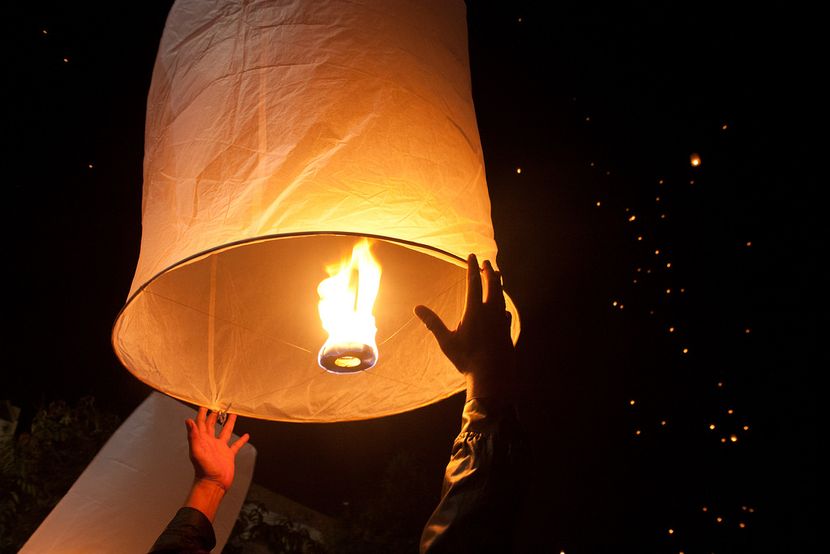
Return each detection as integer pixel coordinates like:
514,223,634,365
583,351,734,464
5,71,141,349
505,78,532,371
112,0,519,422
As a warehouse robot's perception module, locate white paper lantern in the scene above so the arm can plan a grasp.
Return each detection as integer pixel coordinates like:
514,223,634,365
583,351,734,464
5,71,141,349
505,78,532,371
112,0,519,422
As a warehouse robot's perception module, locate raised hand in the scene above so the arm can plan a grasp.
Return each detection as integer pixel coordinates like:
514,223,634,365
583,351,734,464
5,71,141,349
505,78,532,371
186,406,250,492
415,254,515,400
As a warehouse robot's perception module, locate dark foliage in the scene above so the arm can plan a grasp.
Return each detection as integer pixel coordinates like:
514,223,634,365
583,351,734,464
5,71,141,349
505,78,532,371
225,502,327,554
0,397,120,553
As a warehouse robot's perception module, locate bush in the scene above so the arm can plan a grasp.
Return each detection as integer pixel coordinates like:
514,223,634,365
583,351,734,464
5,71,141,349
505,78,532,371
0,397,120,553
224,501,328,554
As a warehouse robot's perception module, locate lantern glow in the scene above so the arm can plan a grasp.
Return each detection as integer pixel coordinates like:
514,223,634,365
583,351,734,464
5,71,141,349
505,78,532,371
317,240,381,373
111,0,521,422
690,153,702,167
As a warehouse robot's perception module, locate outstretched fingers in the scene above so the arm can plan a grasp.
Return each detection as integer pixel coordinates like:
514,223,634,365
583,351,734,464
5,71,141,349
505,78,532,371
465,253,482,313
218,413,237,442
415,305,452,349
206,410,219,436
185,418,197,437
482,260,506,312
230,433,250,455
196,406,208,433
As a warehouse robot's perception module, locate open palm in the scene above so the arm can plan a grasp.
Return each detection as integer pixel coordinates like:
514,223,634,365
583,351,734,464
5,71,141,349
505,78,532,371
415,254,515,396
186,406,249,491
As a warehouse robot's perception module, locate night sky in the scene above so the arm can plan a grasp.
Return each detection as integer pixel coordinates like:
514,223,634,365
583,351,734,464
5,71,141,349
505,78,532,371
6,2,818,552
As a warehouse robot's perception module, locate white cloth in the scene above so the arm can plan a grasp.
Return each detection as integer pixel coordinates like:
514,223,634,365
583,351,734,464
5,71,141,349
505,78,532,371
20,392,256,554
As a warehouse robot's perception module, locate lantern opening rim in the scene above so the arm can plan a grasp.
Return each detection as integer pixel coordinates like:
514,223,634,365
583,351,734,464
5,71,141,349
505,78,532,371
111,231,521,423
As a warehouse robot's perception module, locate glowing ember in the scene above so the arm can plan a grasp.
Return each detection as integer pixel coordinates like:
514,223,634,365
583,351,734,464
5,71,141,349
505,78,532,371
690,152,701,167
317,240,382,373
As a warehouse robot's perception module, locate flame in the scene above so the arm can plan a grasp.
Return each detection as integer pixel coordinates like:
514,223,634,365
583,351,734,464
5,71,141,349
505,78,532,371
317,240,381,373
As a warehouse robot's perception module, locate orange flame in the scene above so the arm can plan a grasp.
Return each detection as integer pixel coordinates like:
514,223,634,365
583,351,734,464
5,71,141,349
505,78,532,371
317,240,381,373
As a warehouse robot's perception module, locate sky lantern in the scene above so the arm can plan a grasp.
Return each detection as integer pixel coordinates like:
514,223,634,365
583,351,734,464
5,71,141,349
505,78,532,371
690,152,702,167
112,0,520,422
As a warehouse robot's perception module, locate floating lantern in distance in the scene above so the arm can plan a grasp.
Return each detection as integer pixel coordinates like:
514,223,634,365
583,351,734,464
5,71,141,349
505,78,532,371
111,0,519,422
690,153,702,167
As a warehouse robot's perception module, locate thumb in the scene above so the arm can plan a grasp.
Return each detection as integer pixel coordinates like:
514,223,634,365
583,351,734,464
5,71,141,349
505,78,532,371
415,305,452,347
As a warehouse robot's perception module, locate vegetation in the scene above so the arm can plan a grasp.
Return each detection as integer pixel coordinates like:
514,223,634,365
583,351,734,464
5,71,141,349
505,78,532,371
0,397,120,553
225,502,328,554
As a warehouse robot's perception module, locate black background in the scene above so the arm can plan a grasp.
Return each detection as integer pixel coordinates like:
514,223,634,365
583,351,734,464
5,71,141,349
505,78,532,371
5,2,818,551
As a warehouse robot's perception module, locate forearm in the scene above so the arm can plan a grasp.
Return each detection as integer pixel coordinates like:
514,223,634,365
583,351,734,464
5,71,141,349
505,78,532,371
149,506,216,553
420,397,524,553
148,481,223,553
184,479,226,523
464,370,516,403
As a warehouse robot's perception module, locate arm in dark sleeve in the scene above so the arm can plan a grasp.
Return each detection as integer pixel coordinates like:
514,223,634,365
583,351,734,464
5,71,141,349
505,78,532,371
420,397,525,553
149,507,216,554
